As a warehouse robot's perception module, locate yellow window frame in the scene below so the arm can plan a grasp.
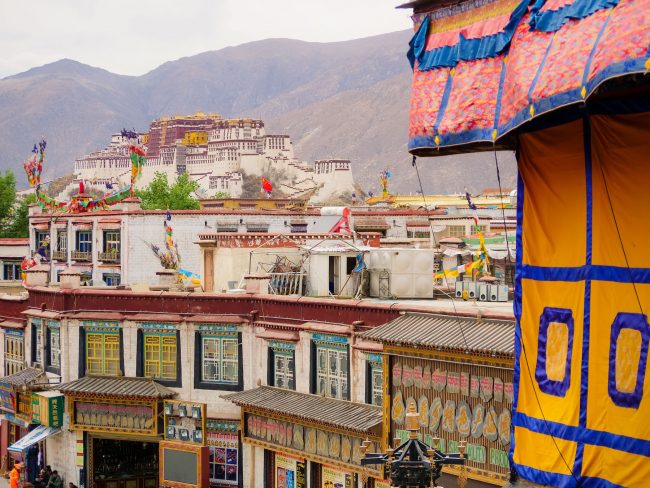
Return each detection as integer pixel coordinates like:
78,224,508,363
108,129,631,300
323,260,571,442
86,332,121,376
143,333,176,381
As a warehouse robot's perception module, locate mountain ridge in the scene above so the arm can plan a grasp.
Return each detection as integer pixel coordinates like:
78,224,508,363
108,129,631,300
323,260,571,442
0,30,515,193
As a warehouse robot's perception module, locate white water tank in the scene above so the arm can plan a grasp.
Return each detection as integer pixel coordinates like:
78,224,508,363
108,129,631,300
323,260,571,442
367,249,434,298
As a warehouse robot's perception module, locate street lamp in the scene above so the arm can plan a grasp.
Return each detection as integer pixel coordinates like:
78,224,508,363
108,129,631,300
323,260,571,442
360,400,466,488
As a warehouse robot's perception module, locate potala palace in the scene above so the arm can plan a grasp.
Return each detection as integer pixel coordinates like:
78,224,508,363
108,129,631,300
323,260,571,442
68,112,357,202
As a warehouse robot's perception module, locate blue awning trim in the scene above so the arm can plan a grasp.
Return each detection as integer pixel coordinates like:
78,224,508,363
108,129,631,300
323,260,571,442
529,0,619,32
7,425,60,453
410,0,530,71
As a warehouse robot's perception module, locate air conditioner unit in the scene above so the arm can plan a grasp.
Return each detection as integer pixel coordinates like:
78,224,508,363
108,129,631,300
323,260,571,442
478,283,488,301
497,284,509,302
488,284,499,301
465,282,477,299
455,281,464,298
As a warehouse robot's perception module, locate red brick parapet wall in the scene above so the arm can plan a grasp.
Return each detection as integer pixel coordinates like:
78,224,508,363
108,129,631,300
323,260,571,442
7,287,514,330
197,233,382,248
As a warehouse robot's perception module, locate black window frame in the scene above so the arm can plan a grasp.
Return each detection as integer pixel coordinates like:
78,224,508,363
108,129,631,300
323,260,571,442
194,331,243,391
31,319,43,367
136,328,182,388
45,321,61,375
365,359,384,406
267,346,296,390
309,338,351,401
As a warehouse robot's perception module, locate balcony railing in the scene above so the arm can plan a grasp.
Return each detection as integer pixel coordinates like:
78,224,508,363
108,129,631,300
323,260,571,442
51,250,67,261
98,251,121,263
268,272,305,296
71,250,92,262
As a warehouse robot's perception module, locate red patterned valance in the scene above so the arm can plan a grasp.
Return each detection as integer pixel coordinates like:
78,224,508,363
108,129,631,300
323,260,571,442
407,0,650,154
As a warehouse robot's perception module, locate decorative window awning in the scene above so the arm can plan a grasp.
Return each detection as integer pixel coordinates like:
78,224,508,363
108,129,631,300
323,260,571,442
406,0,649,154
8,425,61,453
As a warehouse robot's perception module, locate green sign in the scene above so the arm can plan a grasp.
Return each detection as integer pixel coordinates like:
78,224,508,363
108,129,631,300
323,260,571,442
489,448,509,469
31,395,41,424
466,443,486,463
32,393,64,428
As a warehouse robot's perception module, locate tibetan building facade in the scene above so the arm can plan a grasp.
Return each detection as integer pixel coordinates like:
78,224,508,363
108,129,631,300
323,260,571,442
0,284,428,488
402,0,650,485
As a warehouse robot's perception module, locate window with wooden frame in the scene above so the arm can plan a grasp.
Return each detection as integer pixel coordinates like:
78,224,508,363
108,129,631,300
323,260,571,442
447,224,466,237
5,332,24,376
311,336,349,400
366,356,384,407
143,333,177,381
202,336,238,384
31,319,43,366
46,321,61,373
268,343,295,390
194,326,242,391
86,332,120,376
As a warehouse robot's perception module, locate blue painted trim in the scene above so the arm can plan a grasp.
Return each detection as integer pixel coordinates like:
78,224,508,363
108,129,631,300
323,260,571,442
608,313,650,408
414,0,530,71
529,0,619,33
513,412,650,457
510,170,525,475
519,264,650,283
438,128,495,147
535,307,575,397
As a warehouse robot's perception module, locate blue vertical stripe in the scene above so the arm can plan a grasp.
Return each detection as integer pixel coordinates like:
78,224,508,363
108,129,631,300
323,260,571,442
433,69,455,141
511,168,525,474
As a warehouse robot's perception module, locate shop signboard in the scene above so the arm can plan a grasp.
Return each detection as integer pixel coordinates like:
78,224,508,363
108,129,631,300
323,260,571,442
322,465,351,488
15,391,32,422
159,440,210,488
243,412,382,478
164,400,207,445
33,392,64,428
0,382,14,412
206,421,240,486
389,354,513,485
275,453,306,488
69,398,157,436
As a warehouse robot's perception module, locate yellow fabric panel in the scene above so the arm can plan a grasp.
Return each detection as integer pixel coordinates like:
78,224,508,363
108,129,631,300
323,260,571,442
582,444,650,488
587,281,650,441
591,113,650,268
518,279,584,426
519,119,586,267
547,321,569,382
513,426,576,475
616,328,642,394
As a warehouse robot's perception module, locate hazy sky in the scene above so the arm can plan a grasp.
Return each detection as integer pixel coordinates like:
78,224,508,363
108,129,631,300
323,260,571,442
0,0,413,78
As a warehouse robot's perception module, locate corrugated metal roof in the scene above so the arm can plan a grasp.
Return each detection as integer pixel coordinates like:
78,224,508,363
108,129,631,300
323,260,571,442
59,376,176,399
360,312,514,357
1,368,45,386
223,386,382,434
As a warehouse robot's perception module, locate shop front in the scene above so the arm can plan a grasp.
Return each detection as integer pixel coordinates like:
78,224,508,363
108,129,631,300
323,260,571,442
59,376,176,488
0,368,48,476
361,312,515,488
224,386,387,488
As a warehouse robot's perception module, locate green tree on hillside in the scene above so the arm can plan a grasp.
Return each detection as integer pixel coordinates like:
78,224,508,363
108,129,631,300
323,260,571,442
0,171,17,229
3,194,36,238
135,172,200,210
